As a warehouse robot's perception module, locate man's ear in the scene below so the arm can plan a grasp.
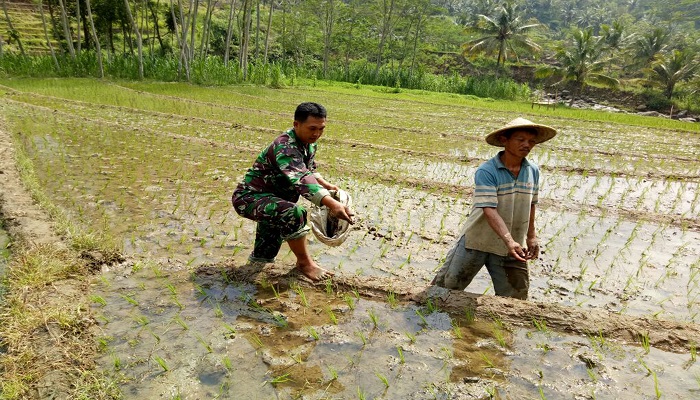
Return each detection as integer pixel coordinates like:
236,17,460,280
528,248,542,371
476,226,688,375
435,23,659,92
293,120,300,129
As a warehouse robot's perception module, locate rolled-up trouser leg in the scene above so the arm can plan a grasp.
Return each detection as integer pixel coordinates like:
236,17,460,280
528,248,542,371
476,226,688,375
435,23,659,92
232,190,309,262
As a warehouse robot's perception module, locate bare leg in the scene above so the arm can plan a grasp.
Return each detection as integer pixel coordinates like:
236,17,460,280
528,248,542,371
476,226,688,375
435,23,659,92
287,236,333,281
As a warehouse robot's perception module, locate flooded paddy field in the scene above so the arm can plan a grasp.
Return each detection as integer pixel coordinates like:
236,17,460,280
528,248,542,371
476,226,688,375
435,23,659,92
1,78,699,399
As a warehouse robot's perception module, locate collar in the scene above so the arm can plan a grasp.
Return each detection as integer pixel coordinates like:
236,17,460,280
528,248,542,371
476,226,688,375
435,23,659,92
494,150,530,169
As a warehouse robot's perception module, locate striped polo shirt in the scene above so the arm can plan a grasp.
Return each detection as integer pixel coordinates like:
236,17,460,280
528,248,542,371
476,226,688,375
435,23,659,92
462,151,539,256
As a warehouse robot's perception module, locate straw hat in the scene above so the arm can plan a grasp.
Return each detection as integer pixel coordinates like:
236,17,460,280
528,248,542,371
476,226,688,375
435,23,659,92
485,117,557,147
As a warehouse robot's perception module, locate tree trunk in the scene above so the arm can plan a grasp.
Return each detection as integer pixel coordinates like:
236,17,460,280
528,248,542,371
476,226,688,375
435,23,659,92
57,0,75,58
263,0,273,63
200,0,216,58
189,0,200,62
240,0,253,79
38,0,59,69
320,0,335,78
2,0,25,56
124,0,144,79
75,0,81,54
173,0,191,80
149,0,165,53
374,0,396,77
254,0,260,61
224,0,237,66
85,0,103,77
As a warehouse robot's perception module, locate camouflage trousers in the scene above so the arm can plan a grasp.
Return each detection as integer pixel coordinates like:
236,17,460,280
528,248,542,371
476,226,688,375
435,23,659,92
232,189,310,262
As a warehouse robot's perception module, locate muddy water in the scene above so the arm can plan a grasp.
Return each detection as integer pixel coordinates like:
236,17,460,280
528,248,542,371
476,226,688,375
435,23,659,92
92,260,700,399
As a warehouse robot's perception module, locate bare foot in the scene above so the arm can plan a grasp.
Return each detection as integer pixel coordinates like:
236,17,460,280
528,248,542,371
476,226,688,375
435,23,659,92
295,261,334,281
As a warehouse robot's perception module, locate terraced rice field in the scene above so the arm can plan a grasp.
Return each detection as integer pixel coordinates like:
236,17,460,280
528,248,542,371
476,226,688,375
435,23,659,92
1,78,698,399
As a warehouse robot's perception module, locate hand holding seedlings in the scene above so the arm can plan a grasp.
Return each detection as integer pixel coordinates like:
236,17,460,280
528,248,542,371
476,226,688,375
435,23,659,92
432,118,557,300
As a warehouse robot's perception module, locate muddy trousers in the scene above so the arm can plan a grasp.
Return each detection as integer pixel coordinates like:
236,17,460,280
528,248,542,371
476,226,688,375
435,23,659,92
431,234,529,300
232,191,310,262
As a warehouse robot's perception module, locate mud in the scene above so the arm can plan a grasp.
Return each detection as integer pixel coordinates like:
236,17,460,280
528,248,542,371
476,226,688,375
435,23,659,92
1,79,699,398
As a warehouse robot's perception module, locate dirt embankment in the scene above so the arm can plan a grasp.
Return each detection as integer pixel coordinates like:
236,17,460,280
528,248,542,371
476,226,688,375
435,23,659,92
211,260,700,355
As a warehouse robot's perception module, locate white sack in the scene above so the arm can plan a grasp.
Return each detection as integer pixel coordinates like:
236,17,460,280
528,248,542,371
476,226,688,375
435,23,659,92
310,189,353,247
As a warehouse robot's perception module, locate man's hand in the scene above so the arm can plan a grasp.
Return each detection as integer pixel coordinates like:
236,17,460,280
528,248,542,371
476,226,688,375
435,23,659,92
525,237,539,260
505,239,528,262
322,195,354,224
328,201,355,224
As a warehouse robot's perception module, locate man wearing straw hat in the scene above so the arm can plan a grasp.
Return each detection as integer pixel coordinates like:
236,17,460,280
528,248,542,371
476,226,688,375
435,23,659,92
432,117,557,299
232,102,354,281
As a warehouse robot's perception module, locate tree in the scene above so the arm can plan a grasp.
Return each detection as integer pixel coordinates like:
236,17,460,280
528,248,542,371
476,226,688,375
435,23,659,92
2,0,25,55
632,27,670,69
539,27,619,106
650,49,699,98
123,0,144,78
463,2,541,67
85,0,104,77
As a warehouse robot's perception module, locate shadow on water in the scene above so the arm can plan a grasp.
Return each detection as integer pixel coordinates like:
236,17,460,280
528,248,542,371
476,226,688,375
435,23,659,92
91,259,700,399
91,260,509,399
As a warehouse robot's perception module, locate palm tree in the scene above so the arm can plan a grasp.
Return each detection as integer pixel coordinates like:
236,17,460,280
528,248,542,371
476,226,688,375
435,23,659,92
538,28,618,106
632,27,670,69
650,50,699,99
463,2,541,67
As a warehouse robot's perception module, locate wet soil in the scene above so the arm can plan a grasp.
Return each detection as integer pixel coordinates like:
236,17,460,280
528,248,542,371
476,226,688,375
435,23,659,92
1,80,699,399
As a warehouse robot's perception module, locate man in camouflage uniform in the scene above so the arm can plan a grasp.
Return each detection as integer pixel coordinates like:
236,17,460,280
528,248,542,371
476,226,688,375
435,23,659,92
232,102,354,281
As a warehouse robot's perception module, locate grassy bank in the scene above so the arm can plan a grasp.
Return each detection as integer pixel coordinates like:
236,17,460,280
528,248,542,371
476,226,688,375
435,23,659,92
0,132,121,399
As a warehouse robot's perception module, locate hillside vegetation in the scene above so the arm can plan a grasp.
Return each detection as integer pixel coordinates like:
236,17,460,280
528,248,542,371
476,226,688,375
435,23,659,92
0,0,698,112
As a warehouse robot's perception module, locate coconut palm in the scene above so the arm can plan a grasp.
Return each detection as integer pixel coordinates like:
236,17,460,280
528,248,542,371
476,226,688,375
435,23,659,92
650,50,699,99
537,28,619,106
463,2,541,67
632,27,670,69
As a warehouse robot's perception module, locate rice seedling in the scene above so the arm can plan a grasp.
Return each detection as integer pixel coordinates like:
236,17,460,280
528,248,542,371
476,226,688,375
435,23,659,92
415,309,428,327
356,330,368,347
451,319,463,339
367,308,380,329
344,294,356,310
121,293,139,306
326,306,338,325
397,346,405,363
172,314,189,330
386,291,399,309
196,334,213,353
404,331,417,344
90,295,107,307
327,365,339,380
293,284,309,307
480,352,495,368
264,373,292,387
493,327,507,348
153,355,169,372
533,318,549,334
375,372,390,388
250,333,264,349
639,332,651,354
306,326,320,341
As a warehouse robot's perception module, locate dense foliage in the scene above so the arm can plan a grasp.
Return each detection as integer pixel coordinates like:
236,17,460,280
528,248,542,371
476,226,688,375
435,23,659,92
0,0,698,107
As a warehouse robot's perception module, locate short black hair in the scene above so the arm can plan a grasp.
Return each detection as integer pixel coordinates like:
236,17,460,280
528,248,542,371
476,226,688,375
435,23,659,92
294,102,327,122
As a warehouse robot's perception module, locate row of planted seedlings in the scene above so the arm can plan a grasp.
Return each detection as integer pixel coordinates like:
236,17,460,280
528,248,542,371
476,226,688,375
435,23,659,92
90,253,518,398
89,253,700,399
11,87,700,324
5,79,700,396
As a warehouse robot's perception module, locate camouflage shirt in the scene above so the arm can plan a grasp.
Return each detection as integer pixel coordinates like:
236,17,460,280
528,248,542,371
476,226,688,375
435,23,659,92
236,128,330,206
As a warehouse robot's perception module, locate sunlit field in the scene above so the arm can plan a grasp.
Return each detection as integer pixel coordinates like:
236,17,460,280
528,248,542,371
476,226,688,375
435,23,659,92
1,77,698,399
